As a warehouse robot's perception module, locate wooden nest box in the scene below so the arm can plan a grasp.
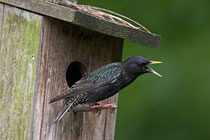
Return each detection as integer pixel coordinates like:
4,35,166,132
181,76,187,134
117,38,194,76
0,0,161,140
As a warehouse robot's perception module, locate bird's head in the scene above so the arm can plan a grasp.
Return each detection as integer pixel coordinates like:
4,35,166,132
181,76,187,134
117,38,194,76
123,56,162,77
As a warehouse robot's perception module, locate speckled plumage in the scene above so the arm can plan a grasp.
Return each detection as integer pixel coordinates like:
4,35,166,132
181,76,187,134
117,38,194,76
50,56,161,123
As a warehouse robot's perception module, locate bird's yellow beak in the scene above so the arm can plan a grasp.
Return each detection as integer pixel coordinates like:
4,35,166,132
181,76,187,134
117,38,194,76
150,61,163,65
149,68,162,77
147,61,162,77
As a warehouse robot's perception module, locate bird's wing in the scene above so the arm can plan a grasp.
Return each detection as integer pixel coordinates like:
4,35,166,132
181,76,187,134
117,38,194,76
49,62,122,103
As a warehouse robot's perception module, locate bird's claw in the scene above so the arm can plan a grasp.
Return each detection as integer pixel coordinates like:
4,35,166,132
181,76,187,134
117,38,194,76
106,104,117,113
92,109,102,116
91,104,117,115
107,107,116,113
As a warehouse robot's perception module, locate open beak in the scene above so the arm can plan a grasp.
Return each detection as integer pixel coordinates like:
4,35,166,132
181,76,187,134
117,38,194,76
146,61,162,77
146,67,162,77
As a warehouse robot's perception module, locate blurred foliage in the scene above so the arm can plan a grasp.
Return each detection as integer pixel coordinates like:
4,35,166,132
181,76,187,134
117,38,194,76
81,0,210,139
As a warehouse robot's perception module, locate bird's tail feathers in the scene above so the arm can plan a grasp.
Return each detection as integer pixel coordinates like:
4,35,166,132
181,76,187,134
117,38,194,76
49,90,72,104
52,102,73,124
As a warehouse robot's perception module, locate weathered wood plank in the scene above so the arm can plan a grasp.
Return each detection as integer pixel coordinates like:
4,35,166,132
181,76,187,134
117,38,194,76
30,17,123,140
0,0,161,48
0,4,3,48
0,5,41,140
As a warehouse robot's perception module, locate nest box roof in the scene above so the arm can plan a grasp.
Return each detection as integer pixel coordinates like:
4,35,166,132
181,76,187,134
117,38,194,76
0,0,161,48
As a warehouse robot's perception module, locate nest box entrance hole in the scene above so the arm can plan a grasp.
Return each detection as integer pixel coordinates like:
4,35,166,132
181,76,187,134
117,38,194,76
66,61,87,88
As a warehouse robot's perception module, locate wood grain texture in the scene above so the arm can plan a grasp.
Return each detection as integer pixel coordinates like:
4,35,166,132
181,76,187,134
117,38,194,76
0,0,161,48
0,5,41,140
29,17,123,140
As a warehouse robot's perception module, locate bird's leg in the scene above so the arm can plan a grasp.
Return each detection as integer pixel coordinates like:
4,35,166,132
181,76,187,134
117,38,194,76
91,104,117,114
88,102,102,116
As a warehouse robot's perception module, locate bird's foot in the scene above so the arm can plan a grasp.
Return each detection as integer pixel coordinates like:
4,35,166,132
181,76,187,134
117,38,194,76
89,102,101,116
92,109,102,116
91,104,117,114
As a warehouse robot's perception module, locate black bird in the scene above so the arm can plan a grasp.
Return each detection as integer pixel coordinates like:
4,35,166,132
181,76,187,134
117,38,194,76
50,56,162,123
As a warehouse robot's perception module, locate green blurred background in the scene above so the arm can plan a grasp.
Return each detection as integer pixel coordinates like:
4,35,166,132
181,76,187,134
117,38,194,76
81,0,210,139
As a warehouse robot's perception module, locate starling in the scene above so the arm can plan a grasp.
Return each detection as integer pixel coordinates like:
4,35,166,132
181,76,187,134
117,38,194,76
50,56,162,123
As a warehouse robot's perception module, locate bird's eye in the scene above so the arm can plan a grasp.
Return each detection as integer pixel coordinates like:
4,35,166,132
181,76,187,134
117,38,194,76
143,62,149,65
141,62,148,67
